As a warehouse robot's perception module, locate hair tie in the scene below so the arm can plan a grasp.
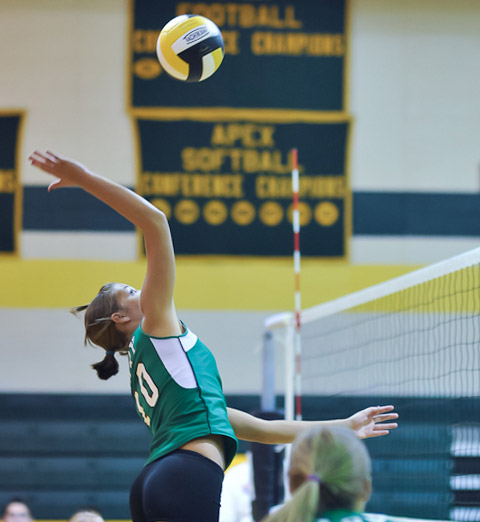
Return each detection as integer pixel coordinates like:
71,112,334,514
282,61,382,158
105,350,115,356
306,474,322,484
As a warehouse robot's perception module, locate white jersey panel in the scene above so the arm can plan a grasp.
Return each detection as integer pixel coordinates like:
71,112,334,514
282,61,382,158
150,337,197,389
179,329,198,352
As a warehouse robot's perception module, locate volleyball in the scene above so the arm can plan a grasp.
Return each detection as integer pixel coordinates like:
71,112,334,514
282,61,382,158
156,15,224,83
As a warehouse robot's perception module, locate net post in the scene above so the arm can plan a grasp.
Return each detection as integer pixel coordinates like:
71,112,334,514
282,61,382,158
261,329,276,411
284,323,295,422
283,321,295,505
291,148,302,421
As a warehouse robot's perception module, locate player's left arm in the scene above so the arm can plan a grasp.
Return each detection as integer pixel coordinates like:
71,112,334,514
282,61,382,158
226,405,398,444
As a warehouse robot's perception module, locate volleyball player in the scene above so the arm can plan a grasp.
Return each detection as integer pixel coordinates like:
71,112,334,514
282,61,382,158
29,151,398,522
262,425,387,522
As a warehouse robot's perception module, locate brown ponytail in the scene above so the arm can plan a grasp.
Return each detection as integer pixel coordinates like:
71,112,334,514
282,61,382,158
91,351,119,381
71,283,129,380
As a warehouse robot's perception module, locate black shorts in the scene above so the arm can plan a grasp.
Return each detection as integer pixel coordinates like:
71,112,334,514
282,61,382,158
130,449,225,522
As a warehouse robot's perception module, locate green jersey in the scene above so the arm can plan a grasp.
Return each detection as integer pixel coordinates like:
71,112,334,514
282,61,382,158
316,511,393,522
128,323,238,468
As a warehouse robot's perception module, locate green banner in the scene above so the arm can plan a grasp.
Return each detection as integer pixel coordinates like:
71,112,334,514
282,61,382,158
0,112,23,255
129,0,348,111
135,117,350,257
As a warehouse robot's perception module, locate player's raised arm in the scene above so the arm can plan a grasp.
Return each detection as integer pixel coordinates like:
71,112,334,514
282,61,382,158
28,150,179,336
227,405,398,444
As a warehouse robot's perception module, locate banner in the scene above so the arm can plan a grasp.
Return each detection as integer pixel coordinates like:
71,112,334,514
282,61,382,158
135,116,350,257
129,0,349,111
129,0,351,258
0,112,23,255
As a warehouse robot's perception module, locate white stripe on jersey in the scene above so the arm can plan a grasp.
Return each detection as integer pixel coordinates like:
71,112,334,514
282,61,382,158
179,329,198,352
150,336,197,389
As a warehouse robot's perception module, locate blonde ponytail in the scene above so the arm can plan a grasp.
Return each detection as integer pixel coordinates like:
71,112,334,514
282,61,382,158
264,480,319,522
262,426,371,522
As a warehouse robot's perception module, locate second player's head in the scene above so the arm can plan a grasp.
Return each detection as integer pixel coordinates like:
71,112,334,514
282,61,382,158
264,425,372,522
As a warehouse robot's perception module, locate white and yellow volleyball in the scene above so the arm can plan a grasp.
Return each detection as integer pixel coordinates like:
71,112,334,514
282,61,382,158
156,15,224,82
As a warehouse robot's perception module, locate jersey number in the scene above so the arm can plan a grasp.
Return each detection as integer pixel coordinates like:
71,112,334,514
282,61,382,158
135,363,159,426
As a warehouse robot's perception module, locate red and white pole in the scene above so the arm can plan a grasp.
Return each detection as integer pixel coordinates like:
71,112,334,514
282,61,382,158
291,148,302,421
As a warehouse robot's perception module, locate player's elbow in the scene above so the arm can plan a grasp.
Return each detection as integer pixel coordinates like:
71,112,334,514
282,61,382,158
143,208,169,233
149,205,168,222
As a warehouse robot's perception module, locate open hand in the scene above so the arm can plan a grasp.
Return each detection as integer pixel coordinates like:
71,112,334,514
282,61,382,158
347,405,398,439
29,150,91,191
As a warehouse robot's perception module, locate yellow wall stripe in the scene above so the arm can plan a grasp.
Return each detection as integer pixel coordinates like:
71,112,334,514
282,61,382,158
0,258,417,309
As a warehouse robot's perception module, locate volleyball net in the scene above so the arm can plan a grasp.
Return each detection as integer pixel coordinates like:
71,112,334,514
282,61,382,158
263,247,480,521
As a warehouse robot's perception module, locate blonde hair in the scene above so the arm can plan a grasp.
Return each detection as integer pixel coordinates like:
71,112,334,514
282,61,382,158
262,426,371,522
